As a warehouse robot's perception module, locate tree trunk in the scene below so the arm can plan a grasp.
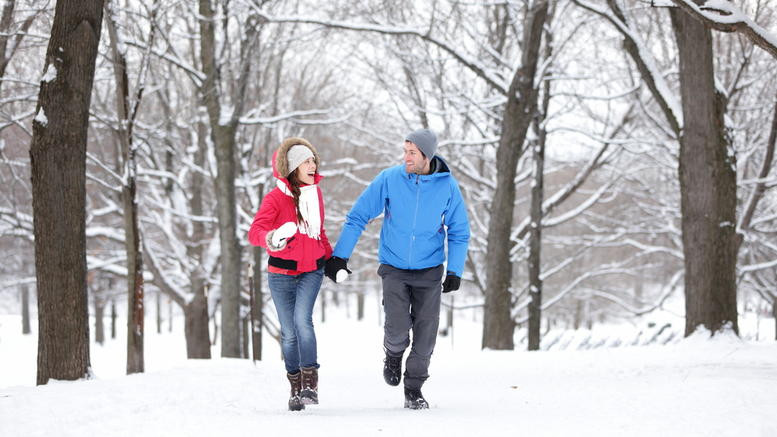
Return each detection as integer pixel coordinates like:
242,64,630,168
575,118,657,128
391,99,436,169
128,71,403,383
671,5,738,337
0,1,38,96
168,297,173,333
527,26,552,351
94,294,105,345
30,0,103,385
184,292,211,358
482,0,549,350
181,119,211,359
251,229,264,361
0,1,15,91
357,290,364,321
198,0,242,358
772,300,776,341
527,119,546,351
156,290,162,334
573,299,583,330
526,185,543,350
110,299,117,339
104,2,147,373
242,315,249,359
21,284,31,335
634,276,643,307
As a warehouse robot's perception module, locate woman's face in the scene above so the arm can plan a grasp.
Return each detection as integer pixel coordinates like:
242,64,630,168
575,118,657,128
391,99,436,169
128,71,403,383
295,157,317,185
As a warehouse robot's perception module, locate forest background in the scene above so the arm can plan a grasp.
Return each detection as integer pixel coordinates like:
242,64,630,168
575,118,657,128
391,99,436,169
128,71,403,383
0,0,776,382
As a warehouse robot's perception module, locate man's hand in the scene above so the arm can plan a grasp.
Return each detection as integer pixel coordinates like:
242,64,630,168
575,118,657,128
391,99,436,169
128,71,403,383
325,256,351,283
442,273,460,293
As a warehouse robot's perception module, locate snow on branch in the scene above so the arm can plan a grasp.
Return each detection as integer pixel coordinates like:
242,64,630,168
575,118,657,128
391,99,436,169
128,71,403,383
585,269,682,316
670,0,777,59
573,0,683,134
247,6,509,94
0,276,36,290
141,235,189,308
740,257,777,274
239,108,345,126
737,93,777,235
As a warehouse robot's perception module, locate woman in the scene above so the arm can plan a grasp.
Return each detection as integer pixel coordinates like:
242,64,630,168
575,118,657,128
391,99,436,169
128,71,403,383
248,137,331,411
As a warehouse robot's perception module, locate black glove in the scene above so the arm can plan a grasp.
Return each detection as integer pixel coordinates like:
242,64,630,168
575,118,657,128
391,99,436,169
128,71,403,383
442,273,460,293
325,256,351,282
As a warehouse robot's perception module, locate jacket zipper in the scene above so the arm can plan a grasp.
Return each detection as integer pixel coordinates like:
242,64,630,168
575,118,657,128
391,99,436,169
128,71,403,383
409,174,421,267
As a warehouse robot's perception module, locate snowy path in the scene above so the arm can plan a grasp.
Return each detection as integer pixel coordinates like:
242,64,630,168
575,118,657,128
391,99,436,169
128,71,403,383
2,317,776,437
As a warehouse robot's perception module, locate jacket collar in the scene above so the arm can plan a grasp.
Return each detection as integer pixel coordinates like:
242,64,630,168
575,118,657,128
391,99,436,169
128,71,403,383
402,156,450,180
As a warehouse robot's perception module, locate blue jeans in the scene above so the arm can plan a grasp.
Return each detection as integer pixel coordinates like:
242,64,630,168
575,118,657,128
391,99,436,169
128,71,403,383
268,267,324,373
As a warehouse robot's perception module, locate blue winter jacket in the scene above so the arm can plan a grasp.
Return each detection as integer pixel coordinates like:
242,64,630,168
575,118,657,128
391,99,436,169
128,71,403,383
333,156,470,277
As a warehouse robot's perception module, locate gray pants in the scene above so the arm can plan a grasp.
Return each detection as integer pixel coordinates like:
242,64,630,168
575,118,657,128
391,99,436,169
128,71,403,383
378,263,444,390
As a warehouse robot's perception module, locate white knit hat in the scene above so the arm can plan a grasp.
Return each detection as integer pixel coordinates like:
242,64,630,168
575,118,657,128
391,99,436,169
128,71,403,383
286,144,314,176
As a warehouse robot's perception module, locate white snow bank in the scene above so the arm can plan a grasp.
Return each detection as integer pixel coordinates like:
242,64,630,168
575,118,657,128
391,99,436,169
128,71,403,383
1,316,775,436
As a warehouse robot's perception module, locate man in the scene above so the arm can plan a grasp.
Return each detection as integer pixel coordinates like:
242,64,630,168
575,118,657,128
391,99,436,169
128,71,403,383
325,128,470,409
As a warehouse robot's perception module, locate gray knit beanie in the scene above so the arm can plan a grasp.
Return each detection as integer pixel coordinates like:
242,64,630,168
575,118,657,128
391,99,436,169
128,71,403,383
286,144,314,176
405,128,438,158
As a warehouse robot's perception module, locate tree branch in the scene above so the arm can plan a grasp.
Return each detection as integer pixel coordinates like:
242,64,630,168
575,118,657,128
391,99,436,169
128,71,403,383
738,92,777,240
247,4,508,94
670,0,777,59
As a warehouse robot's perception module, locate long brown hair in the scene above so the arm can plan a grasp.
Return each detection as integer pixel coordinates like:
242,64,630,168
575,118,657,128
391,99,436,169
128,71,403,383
287,170,307,226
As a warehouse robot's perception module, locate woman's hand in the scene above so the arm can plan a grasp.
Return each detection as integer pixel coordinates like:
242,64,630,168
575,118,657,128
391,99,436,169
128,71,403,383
266,222,297,251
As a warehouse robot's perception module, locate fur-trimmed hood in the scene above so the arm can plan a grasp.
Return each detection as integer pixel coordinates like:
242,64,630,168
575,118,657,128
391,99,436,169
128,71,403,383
273,137,321,183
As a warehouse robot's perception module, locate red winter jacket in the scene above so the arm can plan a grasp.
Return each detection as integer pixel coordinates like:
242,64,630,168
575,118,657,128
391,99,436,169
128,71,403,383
247,138,332,274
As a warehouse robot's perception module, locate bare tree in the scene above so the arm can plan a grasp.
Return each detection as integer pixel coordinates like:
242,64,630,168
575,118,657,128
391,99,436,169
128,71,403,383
31,0,104,385
527,13,554,350
0,1,42,95
669,0,777,58
483,0,550,349
21,283,31,334
670,3,738,335
103,0,156,373
197,0,259,358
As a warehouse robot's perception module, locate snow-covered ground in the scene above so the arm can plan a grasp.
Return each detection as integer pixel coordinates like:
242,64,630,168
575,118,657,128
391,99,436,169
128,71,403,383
1,308,776,437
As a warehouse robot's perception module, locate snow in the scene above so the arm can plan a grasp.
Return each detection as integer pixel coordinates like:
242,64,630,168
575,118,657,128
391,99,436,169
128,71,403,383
33,108,47,127
249,7,509,94
1,310,775,436
676,0,777,52
595,0,684,129
40,65,57,84
218,104,234,126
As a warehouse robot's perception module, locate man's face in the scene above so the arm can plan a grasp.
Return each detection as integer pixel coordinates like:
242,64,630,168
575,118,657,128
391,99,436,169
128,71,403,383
403,141,428,174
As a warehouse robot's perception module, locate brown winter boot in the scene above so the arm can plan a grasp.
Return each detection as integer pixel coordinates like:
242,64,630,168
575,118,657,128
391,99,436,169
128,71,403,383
287,371,305,411
300,366,318,405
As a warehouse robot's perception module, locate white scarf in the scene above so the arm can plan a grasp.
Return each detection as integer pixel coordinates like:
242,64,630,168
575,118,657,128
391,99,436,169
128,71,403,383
277,179,321,240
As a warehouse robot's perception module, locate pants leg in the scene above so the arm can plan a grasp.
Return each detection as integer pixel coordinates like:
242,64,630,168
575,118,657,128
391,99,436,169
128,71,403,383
378,264,443,389
404,265,443,390
379,264,412,356
268,272,300,373
294,267,323,369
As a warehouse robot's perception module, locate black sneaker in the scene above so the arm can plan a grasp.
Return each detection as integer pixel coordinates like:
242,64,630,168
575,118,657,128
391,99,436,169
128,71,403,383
404,387,429,410
383,353,402,386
